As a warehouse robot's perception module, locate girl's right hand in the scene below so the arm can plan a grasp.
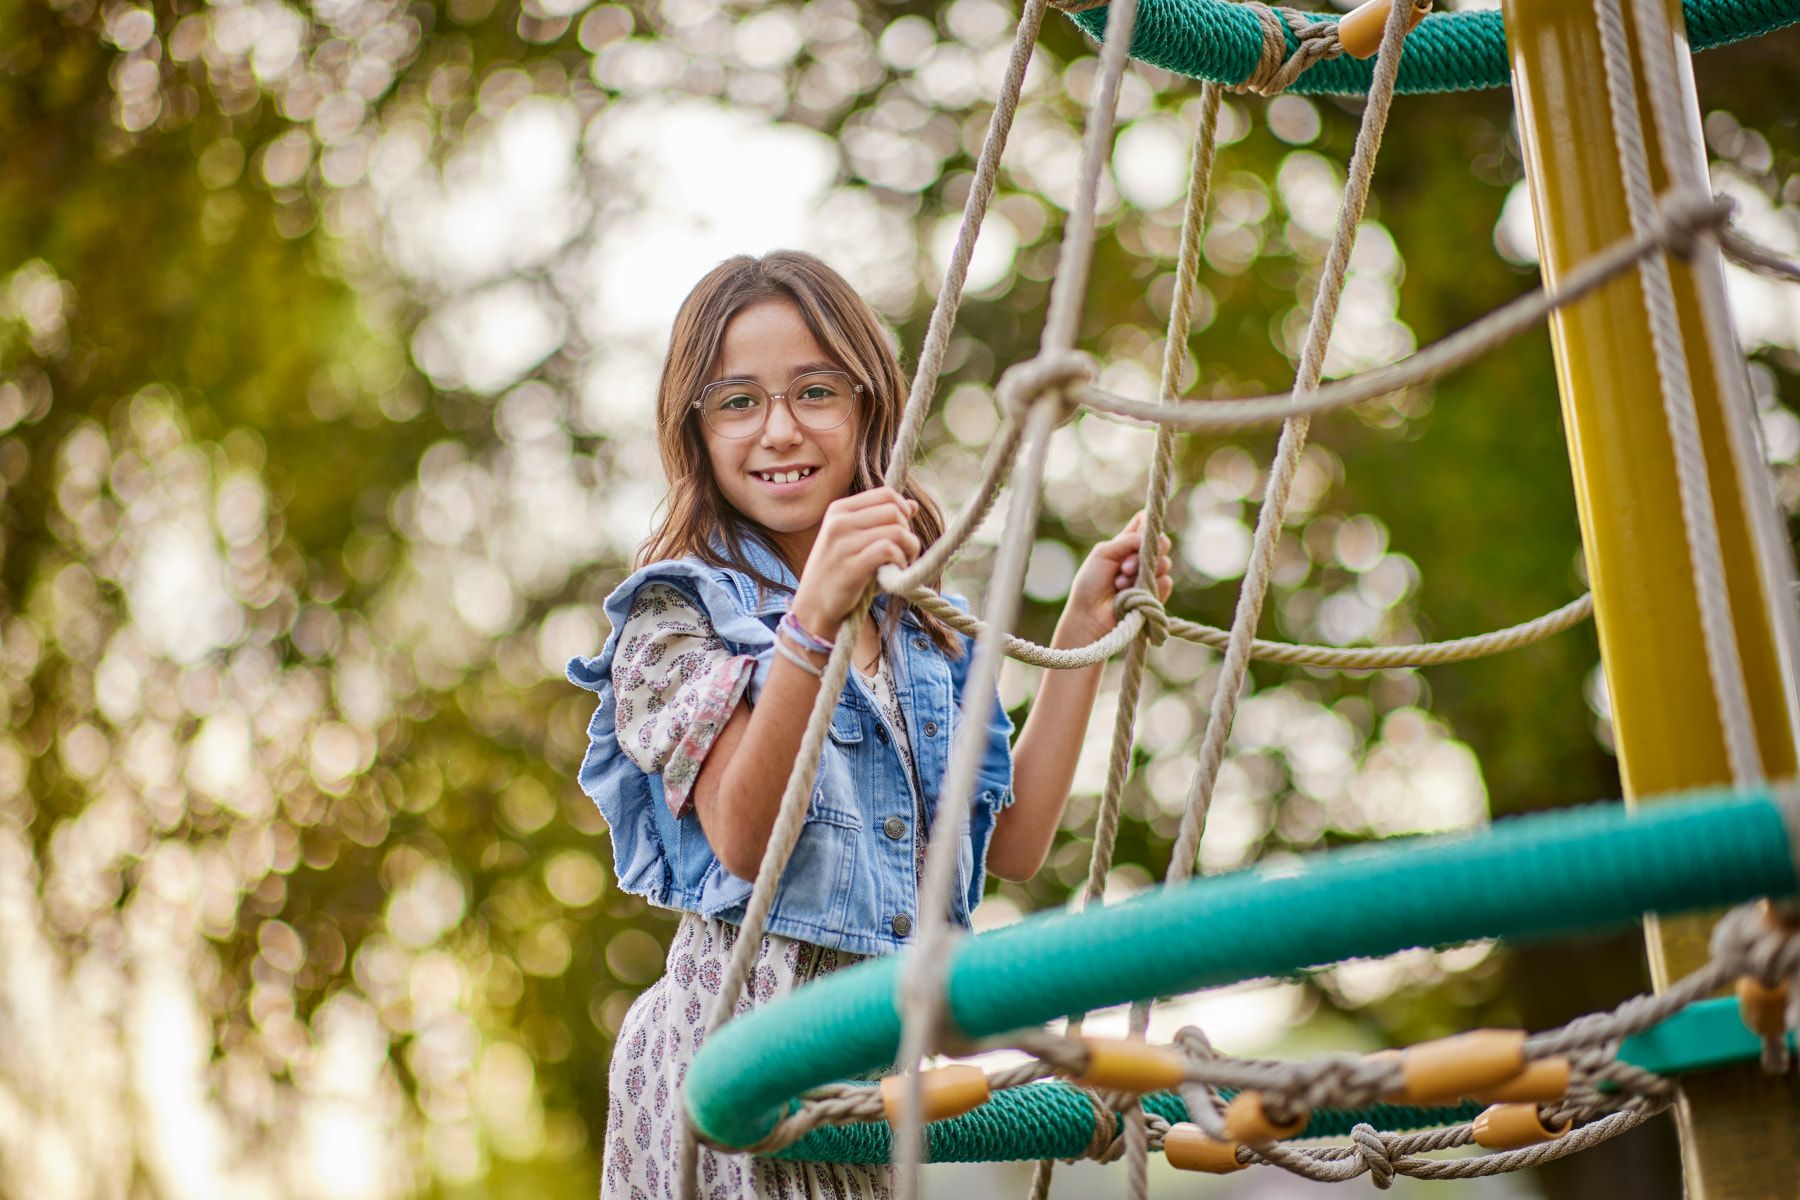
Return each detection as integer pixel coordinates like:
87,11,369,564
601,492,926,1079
789,487,921,634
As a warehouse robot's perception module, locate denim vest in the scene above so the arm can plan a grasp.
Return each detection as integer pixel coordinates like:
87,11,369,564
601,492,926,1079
565,537,1016,958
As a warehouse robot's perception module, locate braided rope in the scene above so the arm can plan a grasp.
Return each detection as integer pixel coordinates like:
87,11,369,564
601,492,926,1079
1121,2,1428,1191
1072,188,1731,433
1029,77,1227,1200
892,0,1146,1187
1057,0,1800,97
1594,0,1762,786
910,583,1595,670
1624,0,1800,755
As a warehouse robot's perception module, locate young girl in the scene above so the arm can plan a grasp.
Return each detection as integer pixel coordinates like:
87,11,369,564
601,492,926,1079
566,250,1173,1200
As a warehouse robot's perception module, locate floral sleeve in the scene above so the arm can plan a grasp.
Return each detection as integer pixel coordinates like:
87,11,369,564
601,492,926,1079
610,582,756,817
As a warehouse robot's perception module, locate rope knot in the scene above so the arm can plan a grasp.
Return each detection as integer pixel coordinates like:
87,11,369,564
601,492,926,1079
1350,1123,1397,1190
1710,900,1800,984
1236,4,1344,97
1077,1086,1120,1161
995,351,1095,425
1651,188,1734,259
1113,586,1169,646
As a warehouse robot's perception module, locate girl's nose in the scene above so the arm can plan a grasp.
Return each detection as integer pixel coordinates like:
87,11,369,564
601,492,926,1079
761,396,804,444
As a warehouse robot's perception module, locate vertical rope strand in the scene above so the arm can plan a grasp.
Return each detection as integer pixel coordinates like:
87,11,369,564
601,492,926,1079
891,398,1059,1198
1160,0,1421,892
892,3,1144,1193
1593,0,1763,784
1626,0,1800,748
1040,0,1143,357
1026,82,1224,1200
1123,10,1423,1193
889,0,1049,473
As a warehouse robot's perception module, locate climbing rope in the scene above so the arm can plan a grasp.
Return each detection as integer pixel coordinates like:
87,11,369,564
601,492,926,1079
893,0,1146,1186
1594,0,1762,785
871,185,1730,677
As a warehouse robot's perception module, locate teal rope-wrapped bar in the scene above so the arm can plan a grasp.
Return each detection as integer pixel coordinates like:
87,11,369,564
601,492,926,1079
1064,0,1800,95
685,787,1798,1157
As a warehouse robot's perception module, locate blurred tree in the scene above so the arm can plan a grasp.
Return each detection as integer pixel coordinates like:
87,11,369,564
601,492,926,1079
0,0,1794,1195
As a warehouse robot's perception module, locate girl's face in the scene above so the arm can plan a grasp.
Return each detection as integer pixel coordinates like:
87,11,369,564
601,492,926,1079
700,298,861,562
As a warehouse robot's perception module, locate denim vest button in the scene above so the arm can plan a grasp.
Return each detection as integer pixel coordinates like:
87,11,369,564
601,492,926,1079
913,636,928,650
883,815,906,840
892,913,913,937
875,724,890,743
924,721,939,737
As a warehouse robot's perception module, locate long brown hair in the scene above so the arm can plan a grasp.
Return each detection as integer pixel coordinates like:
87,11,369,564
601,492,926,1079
637,250,963,657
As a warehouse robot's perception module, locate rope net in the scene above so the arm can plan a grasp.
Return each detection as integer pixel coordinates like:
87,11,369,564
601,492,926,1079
672,0,1800,1194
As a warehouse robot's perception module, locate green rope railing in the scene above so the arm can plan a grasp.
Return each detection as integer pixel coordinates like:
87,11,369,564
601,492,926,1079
1065,0,1800,95
685,786,1799,1158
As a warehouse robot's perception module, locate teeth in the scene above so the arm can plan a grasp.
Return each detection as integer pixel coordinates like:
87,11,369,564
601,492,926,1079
759,467,813,484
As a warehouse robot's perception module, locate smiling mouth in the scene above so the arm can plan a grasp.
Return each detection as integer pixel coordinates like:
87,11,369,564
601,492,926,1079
754,467,817,484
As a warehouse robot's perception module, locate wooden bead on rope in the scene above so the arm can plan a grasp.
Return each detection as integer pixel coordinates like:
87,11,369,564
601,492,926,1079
1162,1123,1247,1173
1471,1055,1571,1104
878,1065,990,1126
1735,976,1790,1038
1385,1029,1527,1104
1223,1091,1306,1143
1757,897,1800,931
1074,1037,1190,1093
1472,1103,1571,1150
1335,0,1429,59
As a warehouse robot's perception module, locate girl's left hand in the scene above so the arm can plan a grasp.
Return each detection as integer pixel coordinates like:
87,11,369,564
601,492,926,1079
1059,510,1175,646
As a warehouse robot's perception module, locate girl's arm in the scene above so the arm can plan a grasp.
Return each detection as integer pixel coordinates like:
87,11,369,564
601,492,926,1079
987,512,1173,882
689,488,921,881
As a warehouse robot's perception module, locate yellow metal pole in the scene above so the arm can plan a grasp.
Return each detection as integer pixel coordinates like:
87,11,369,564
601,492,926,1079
1503,0,1800,1194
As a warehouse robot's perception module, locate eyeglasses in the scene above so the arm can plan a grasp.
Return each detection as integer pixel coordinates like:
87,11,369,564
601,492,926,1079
692,370,863,439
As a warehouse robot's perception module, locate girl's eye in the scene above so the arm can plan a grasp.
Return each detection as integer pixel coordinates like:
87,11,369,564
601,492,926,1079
797,387,833,402
718,393,760,411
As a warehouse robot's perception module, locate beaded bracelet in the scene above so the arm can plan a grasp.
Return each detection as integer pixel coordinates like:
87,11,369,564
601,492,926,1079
773,634,825,679
778,610,836,654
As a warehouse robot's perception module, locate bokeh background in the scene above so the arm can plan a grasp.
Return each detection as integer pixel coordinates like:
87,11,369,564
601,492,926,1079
2,0,1797,1195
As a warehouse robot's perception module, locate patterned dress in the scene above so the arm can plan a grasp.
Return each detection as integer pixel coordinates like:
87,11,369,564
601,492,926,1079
601,584,921,1200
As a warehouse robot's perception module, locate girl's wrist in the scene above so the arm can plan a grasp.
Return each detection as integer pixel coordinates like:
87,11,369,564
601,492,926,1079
787,593,841,643
1052,604,1110,650
778,610,836,654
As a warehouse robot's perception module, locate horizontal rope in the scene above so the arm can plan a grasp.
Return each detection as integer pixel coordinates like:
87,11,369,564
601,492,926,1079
905,580,1593,671
1058,0,1800,96
1074,191,1729,434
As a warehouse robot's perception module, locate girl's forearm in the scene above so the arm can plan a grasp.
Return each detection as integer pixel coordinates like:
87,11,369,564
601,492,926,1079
696,646,831,879
987,615,1106,881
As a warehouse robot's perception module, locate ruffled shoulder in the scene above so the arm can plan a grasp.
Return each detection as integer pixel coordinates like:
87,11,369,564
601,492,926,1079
568,558,779,700
564,558,779,907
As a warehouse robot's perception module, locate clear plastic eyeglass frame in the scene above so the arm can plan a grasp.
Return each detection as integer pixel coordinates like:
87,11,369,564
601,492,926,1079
691,371,864,439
